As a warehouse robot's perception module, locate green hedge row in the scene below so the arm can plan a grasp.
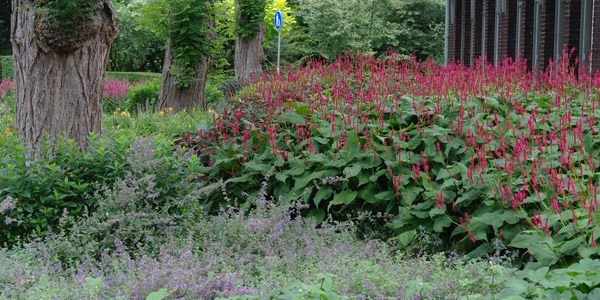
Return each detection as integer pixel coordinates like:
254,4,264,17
0,55,13,79
105,71,162,82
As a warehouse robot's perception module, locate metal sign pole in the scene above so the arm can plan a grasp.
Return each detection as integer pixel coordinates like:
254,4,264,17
274,10,282,74
277,29,281,74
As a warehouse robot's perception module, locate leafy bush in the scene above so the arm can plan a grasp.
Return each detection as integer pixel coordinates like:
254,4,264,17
0,55,13,79
0,134,133,245
0,133,186,246
124,80,160,114
218,77,243,98
293,0,445,60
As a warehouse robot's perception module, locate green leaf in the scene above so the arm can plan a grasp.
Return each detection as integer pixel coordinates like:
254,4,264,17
294,170,338,190
509,232,542,249
407,134,422,150
146,288,170,300
397,229,416,246
329,190,357,207
584,131,594,153
307,208,326,224
528,243,559,266
343,164,362,178
346,133,360,160
313,187,332,207
281,112,306,125
433,216,451,232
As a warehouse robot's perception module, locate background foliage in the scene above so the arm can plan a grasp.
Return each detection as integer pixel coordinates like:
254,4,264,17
0,55,13,79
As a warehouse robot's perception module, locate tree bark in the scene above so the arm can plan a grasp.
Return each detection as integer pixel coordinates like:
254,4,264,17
11,0,118,153
157,44,211,112
234,0,265,81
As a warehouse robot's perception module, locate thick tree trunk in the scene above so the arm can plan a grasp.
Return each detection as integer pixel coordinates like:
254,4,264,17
157,44,211,112
11,0,118,152
234,0,265,81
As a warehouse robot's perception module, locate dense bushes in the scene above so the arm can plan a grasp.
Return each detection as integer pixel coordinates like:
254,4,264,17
124,79,161,114
0,134,201,246
0,55,13,79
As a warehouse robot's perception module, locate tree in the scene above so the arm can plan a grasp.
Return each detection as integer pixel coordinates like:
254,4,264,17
156,0,215,112
107,0,165,72
234,0,266,81
11,0,118,152
294,0,444,61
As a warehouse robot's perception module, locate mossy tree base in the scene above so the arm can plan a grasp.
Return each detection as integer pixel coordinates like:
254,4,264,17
11,0,118,153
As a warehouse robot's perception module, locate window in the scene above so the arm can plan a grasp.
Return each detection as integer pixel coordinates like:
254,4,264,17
470,0,475,64
451,0,456,25
533,0,543,70
482,0,487,59
494,0,504,65
580,0,593,72
553,0,565,65
516,0,523,59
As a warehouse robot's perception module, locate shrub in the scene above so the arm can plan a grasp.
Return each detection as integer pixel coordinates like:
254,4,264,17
0,134,133,245
124,80,160,114
105,72,161,82
0,133,184,246
0,56,13,79
218,77,243,98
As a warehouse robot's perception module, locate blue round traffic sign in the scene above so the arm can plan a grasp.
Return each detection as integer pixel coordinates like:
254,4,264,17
274,11,282,31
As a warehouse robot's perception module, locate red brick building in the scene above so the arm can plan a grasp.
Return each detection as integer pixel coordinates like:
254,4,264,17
444,0,600,74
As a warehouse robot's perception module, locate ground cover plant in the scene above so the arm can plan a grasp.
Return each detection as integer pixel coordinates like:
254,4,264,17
1,51,600,298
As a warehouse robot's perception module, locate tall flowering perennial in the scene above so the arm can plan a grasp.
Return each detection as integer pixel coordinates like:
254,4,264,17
104,77,136,102
0,78,14,99
181,49,600,265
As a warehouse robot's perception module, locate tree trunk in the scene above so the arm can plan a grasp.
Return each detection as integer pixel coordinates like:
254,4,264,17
234,0,265,81
157,44,211,112
11,0,118,153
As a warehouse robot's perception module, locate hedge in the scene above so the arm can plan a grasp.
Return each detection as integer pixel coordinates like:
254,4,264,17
0,56,13,79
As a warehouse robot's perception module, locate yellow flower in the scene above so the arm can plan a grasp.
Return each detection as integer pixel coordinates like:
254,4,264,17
8,117,12,122
159,111,164,115
121,111,129,117
117,107,121,111
168,107,173,111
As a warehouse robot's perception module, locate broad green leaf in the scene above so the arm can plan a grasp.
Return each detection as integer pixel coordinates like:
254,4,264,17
397,229,416,246
343,164,361,178
528,242,559,266
329,190,357,207
146,288,170,300
313,187,332,207
307,208,326,224
280,112,306,125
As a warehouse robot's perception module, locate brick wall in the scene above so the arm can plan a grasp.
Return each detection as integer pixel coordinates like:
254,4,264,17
461,0,472,65
497,0,518,62
563,0,581,65
538,0,556,71
593,0,600,73
446,0,599,72
449,0,464,62
520,0,535,69
473,0,483,60
484,0,496,63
